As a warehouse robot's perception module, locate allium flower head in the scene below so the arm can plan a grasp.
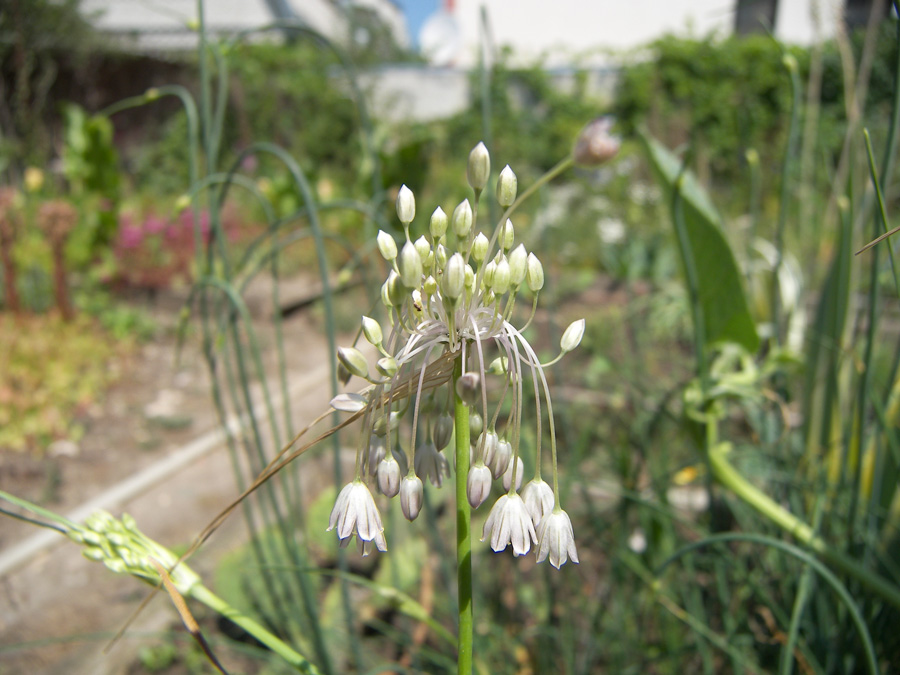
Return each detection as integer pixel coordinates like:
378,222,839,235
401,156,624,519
328,480,386,551
536,509,579,568
482,492,536,556
326,141,583,563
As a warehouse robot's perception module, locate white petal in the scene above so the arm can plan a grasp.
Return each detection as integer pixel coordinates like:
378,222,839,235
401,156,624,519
330,393,368,413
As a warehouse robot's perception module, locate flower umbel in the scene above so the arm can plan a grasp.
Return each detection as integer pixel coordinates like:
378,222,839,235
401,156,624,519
327,142,583,565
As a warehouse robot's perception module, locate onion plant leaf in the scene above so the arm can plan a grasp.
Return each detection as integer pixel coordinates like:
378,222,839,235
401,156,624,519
640,133,759,352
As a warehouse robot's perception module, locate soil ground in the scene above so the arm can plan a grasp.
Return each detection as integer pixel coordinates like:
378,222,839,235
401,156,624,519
0,277,351,674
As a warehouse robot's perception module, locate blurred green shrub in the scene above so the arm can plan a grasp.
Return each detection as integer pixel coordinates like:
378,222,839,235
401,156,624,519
614,27,898,199
615,35,806,186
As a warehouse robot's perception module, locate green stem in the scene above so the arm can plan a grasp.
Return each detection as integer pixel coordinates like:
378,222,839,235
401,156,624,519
190,584,321,674
708,443,900,610
453,358,474,675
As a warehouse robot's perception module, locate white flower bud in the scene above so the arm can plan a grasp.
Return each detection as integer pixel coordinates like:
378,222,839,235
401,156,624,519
490,438,512,479
483,260,497,290
372,411,401,437
381,277,392,307
432,412,453,451
471,232,489,263
498,219,514,251
337,347,368,379
497,165,517,207
414,235,430,261
361,316,383,346
377,230,397,261
469,412,484,439
492,255,511,295
502,455,525,492
430,206,448,239
367,439,386,477
508,244,527,287
376,356,398,378
398,241,423,289
434,243,448,271
387,270,407,306
477,430,499,465
560,318,586,353
442,252,466,300
487,356,507,375
411,289,424,318
467,463,493,508
465,264,475,289
452,199,473,238
526,253,544,292
456,371,480,406
396,184,415,224
573,117,620,167
400,475,424,521
377,455,401,497
423,275,437,295
467,141,490,191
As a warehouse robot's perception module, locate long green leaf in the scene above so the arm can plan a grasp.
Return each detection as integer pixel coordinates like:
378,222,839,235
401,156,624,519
640,133,759,352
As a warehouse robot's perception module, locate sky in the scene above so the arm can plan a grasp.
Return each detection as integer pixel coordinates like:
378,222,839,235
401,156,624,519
393,0,440,47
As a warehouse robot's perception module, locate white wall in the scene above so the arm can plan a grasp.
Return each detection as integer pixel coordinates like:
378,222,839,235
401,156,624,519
447,0,844,67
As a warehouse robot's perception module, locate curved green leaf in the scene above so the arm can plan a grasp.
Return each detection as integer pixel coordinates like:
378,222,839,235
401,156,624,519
640,133,759,352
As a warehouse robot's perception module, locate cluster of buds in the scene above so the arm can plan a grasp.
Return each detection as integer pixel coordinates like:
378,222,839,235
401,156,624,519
329,142,583,568
68,510,201,594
